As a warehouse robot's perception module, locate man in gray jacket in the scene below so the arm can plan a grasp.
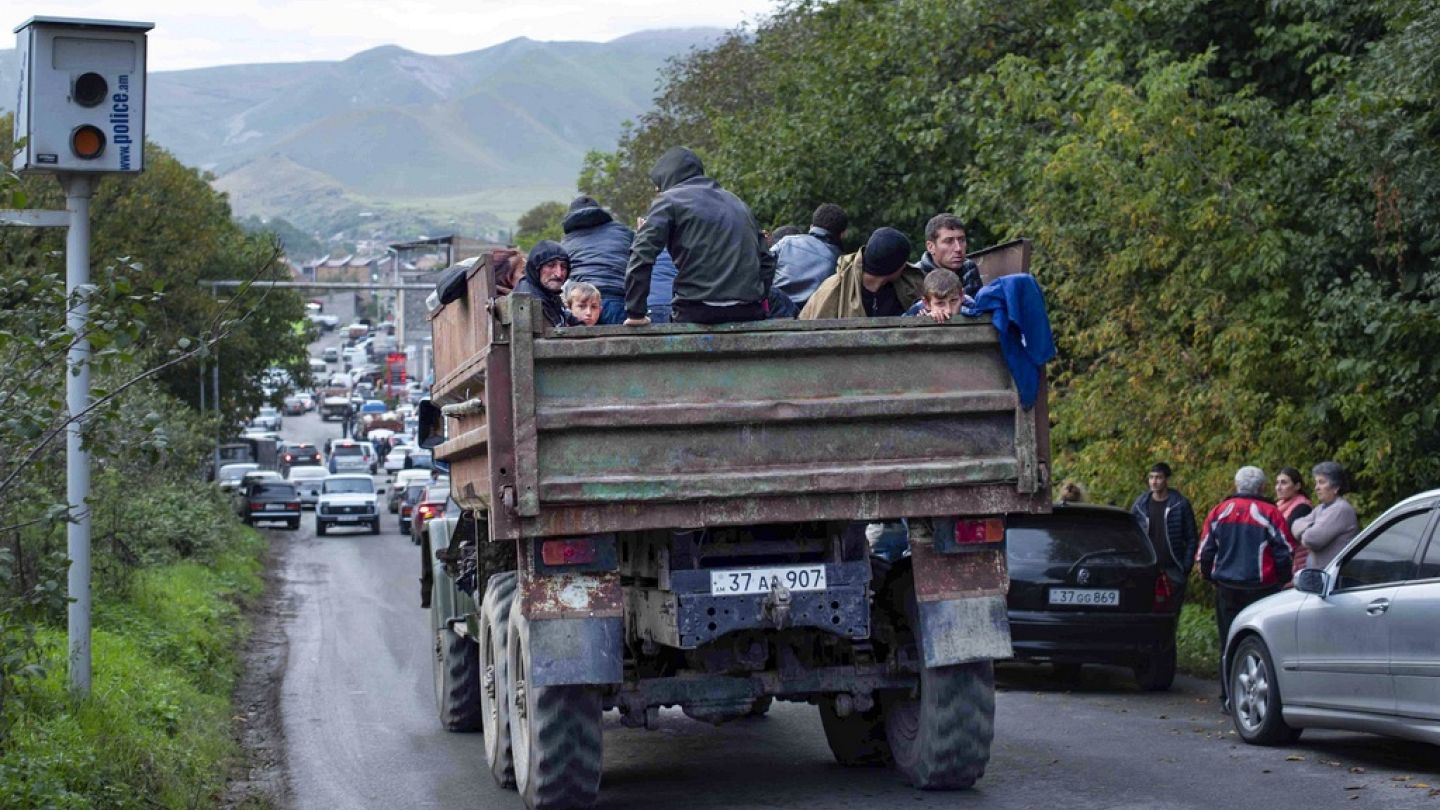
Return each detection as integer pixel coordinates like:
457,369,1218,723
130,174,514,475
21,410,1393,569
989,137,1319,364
771,203,848,311
624,146,775,325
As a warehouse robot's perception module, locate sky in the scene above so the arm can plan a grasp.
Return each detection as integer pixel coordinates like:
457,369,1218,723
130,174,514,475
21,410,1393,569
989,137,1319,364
8,0,779,71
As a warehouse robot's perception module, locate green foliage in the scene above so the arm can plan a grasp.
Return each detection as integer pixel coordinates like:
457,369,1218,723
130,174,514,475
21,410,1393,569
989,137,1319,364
587,0,1440,516
1175,603,1221,678
237,215,324,262
514,201,567,251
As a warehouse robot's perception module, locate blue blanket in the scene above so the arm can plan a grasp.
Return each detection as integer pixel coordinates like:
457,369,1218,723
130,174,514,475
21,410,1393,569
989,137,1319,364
962,274,1055,409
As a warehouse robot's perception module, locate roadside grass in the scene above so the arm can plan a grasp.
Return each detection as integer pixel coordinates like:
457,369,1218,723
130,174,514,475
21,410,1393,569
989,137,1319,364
1176,603,1220,678
0,531,265,809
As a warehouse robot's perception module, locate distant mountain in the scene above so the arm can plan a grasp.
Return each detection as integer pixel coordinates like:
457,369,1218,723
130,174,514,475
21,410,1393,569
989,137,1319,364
1,29,716,238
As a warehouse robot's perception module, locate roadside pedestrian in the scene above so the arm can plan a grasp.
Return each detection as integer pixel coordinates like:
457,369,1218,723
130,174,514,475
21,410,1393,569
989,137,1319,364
1290,460,1360,571
771,204,848,311
911,213,983,298
799,227,924,319
1129,462,1199,603
1198,466,1294,705
624,146,775,326
564,282,603,326
561,195,633,324
1274,466,1313,572
513,240,579,327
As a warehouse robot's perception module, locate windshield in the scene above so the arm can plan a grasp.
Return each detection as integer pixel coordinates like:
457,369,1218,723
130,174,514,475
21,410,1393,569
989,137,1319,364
324,478,374,494
259,407,277,416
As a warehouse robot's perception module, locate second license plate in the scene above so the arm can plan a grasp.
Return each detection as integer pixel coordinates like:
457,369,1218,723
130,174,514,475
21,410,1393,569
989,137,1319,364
710,565,827,595
1048,588,1120,607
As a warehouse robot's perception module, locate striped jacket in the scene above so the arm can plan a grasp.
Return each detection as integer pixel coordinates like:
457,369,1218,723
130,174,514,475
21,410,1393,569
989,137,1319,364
1198,494,1295,589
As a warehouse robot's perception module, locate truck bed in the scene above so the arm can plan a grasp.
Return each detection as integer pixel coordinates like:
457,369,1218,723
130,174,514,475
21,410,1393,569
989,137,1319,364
430,241,1050,540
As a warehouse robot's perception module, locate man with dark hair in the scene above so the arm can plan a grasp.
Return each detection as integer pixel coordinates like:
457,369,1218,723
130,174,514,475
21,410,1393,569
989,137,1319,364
799,227,924,319
561,194,634,325
912,213,982,298
1131,462,1200,601
624,146,775,326
771,204,848,311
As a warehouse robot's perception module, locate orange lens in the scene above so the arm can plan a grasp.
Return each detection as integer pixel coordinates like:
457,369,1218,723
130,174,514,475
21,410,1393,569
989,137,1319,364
72,125,105,159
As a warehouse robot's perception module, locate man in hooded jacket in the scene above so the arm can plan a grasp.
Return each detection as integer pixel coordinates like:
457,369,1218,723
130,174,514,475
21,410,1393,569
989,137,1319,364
624,147,775,325
561,195,634,325
799,227,925,319
512,240,578,327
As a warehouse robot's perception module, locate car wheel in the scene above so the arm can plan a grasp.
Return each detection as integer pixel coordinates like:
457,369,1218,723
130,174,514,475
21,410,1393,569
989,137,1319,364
316,522,327,536
1229,636,1301,745
371,520,381,535
1133,645,1176,692
287,519,300,530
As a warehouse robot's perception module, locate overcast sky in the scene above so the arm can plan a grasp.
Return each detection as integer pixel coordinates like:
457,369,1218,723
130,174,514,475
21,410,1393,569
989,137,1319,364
10,0,779,70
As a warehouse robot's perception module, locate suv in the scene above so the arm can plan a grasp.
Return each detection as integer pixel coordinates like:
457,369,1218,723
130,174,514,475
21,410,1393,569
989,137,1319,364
237,481,301,530
315,475,383,535
1005,503,1180,690
279,442,323,475
328,440,376,474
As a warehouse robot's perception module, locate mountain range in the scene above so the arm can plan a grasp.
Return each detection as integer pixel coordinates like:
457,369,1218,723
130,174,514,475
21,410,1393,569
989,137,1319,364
1,29,715,246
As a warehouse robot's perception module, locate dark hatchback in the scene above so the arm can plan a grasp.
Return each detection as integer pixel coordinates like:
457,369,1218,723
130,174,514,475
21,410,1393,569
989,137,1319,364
237,482,302,530
1005,503,1180,690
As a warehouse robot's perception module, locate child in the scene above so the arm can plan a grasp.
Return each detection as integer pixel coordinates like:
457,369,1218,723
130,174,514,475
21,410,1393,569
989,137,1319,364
564,282,603,326
904,268,969,322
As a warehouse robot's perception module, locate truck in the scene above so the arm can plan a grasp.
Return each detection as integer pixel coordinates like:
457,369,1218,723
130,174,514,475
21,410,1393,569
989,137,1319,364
319,386,353,422
418,241,1050,810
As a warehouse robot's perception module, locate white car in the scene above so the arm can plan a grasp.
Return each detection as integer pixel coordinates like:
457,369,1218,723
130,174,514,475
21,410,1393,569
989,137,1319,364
384,444,417,474
328,440,376,474
217,462,259,492
315,475,383,535
1224,488,1440,747
286,466,329,509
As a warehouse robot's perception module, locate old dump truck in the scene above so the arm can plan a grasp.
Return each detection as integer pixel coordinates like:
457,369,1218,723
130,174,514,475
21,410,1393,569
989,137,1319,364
417,241,1050,810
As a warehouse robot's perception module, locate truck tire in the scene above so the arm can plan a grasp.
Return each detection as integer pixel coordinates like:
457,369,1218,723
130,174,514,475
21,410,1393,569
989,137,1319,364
819,696,890,766
432,591,483,732
480,572,518,789
883,573,994,790
507,608,603,809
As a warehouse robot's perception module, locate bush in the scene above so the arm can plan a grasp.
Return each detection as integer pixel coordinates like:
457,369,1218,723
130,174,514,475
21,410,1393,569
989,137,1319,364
1176,603,1220,680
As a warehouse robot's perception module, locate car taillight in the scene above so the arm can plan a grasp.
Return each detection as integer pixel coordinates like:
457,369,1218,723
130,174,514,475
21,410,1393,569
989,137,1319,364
283,454,293,461
542,538,597,566
417,505,436,519
954,518,1005,545
288,502,300,510
249,502,263,510
1153,573,1175,612
401,505,412,515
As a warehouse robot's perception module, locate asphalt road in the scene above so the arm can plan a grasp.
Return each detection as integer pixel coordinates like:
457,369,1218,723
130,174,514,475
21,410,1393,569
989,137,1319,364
269,312,1438,810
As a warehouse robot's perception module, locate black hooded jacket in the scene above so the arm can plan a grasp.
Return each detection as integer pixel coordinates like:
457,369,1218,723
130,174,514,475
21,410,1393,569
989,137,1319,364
561,198,634,298
512,240,577,327
624,147,776,318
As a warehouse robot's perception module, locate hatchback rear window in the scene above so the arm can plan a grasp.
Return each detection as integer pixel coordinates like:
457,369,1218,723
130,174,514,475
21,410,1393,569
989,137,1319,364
1006,509,1156,567
333,446,362,456
254,484,297,499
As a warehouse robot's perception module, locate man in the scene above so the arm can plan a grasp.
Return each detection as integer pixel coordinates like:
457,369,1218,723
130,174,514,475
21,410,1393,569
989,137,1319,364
1198,465,1295,705
561,195,634,325
512,240,578,327
1130,462,1200,602
771,203,848,311
624,147,775,326
912,213,982,298
799,227,924,319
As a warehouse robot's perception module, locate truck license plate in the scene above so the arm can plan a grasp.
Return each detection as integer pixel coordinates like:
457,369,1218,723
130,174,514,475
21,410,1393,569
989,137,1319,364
1048,588,1120,607
710,566,827,595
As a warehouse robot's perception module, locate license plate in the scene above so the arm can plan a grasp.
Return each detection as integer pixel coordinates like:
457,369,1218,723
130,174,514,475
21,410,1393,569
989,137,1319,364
337,515,360,522
267,503,287,510
1049,588,1120,607
710,565,827,595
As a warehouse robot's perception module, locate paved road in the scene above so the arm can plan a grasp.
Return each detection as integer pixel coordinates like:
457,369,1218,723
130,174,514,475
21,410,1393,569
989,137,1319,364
271,313,1438,810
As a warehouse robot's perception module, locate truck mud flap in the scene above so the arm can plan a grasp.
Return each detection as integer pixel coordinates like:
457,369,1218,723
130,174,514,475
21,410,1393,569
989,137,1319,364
526,617,624,687
910,543,1012,667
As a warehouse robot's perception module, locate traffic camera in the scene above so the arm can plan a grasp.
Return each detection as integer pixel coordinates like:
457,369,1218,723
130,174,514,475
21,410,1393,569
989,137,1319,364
12,16,153,174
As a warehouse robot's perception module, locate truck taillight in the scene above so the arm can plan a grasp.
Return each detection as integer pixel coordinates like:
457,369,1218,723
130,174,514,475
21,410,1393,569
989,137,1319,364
954,518,1005,545
541,539,597,566
1153,574,1175,612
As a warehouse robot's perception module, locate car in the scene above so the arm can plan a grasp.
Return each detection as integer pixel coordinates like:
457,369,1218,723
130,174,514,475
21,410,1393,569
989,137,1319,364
384,444,417,475
297,391,316,412
236,481,301,529
216,462,260,492
321,346,340,364
279,442,323,475
286,466,329,509
1224,489,1440,747
389,469,433,509
396,483,429,535
240,425,277,440
253,405,283,431
409,484,450,545
282,394,307,416
315,474,383,535
1005,503,1181,690
404,449,433,472
359,399,387,415
327,440,376,475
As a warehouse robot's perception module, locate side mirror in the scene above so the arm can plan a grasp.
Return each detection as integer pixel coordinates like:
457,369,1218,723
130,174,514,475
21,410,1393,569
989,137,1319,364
1295,568,1328,595
418,399,445,449
376,487,386,495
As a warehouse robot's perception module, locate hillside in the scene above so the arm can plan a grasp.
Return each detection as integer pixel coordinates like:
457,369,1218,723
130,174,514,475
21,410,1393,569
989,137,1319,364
1,29,715,243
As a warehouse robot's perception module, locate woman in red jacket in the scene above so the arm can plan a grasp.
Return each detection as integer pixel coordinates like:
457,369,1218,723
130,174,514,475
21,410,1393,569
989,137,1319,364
1274,467,1313,572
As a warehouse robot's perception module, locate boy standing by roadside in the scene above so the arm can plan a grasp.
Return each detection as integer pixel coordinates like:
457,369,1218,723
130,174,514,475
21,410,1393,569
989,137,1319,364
1131,462,1200,606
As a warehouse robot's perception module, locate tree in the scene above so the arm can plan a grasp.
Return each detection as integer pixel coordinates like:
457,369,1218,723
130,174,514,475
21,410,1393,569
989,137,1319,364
514,201,567,251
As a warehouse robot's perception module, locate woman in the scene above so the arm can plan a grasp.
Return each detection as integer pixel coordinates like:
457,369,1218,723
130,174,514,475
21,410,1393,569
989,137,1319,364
1275,467,1313,572
1289,461,1360,571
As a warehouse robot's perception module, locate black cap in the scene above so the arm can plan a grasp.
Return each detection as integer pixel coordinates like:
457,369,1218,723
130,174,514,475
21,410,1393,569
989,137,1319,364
862,227,911,276
568,195,600,212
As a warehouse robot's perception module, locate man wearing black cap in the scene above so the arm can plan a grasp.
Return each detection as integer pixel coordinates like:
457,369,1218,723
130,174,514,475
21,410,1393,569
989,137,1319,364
624,146,775,326
798,227,925,319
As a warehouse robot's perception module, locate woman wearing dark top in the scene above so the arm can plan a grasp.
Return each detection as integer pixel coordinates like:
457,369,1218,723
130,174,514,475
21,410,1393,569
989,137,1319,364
1275,467,1313,573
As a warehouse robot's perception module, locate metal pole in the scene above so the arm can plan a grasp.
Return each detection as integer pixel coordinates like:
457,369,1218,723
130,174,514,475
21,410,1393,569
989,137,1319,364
62,173,97,696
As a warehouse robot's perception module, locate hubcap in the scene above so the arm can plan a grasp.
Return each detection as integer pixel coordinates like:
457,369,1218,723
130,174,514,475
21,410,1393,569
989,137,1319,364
1234,650,1270,732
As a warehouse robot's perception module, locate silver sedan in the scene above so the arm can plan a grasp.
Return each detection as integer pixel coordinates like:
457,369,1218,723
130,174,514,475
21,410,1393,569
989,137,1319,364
1223,488,1440,746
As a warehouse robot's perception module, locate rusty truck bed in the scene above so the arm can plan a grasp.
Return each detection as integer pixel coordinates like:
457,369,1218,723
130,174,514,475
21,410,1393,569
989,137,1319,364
430,241,1050,540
